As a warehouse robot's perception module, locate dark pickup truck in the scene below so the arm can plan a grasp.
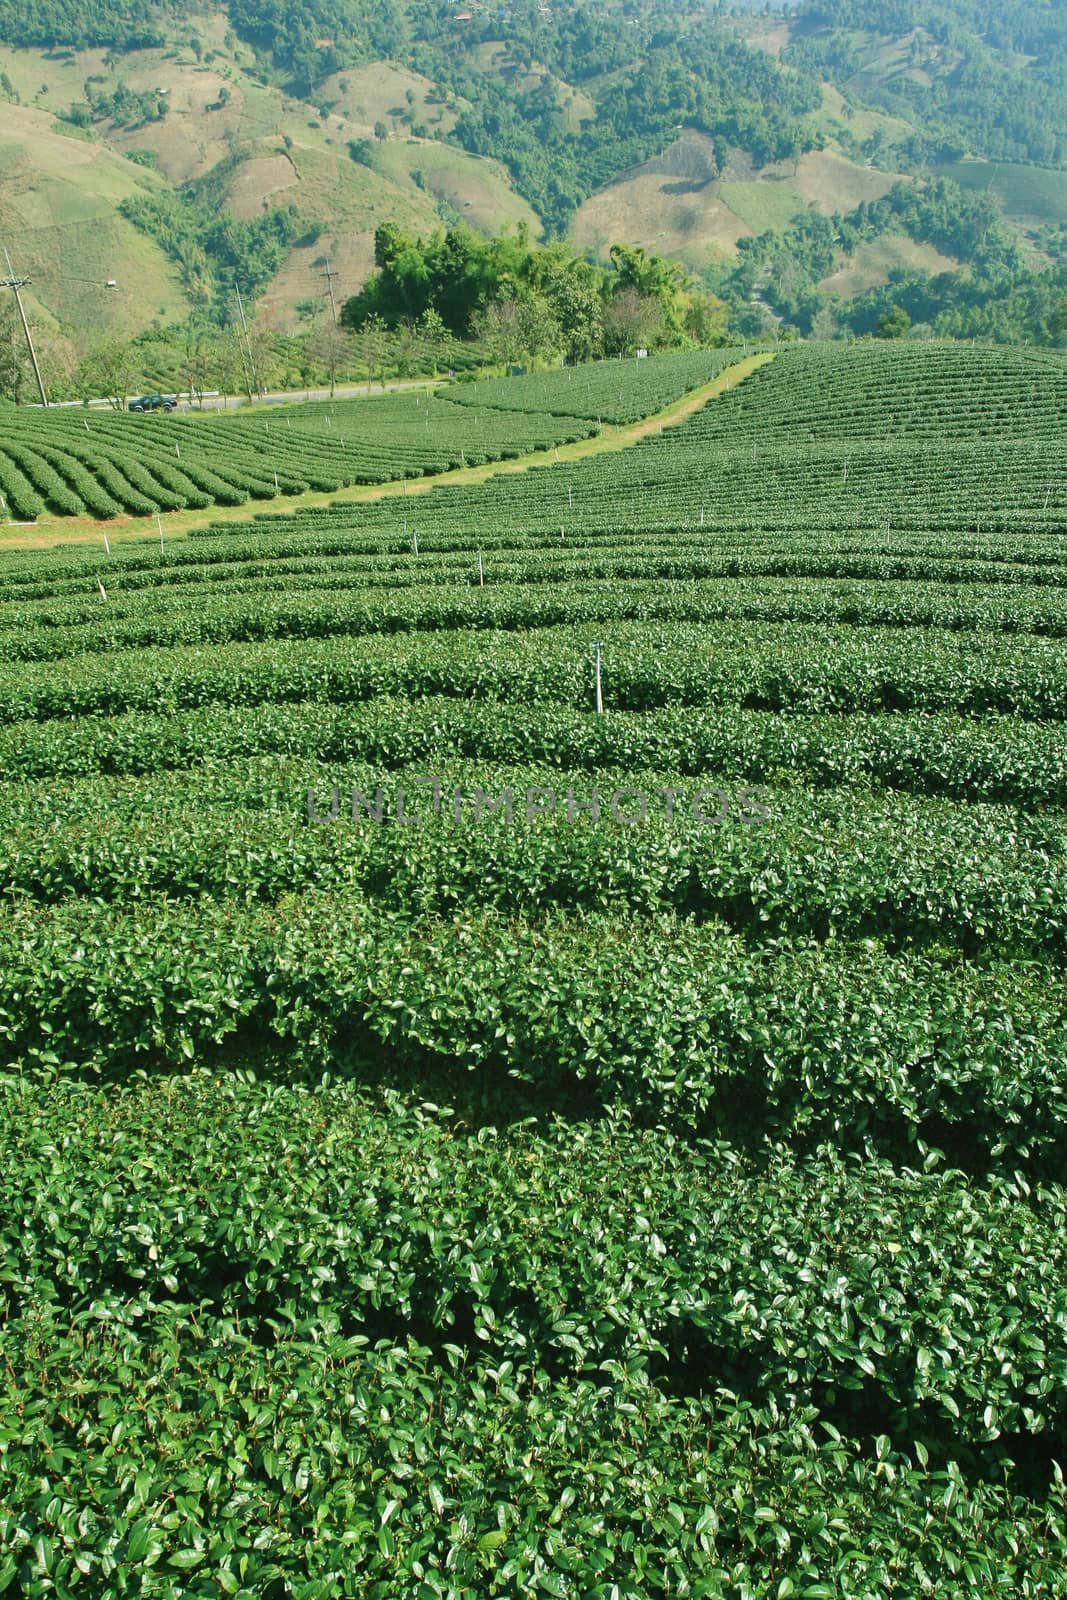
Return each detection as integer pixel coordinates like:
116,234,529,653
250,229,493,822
128,393,178,413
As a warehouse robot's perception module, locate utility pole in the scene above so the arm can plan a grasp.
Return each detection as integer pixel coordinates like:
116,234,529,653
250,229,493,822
2,245,48,407
233,282,259,405
319,257,340,324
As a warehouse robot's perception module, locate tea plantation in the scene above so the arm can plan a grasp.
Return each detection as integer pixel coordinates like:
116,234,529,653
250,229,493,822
0,348,739,523
1,341,1066,1597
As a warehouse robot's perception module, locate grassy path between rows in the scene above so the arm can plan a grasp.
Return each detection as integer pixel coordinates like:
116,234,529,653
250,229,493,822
0,353,774,552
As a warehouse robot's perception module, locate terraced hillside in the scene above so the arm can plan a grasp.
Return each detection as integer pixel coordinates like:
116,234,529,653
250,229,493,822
0,349,753,523
1,341,1067,1595
0,390,598,522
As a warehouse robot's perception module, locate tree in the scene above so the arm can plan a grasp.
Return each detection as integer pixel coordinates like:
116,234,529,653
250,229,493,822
529,248,602,363
1051,296,1067,345
471,294,560,367
809,303,839,341
391,318,421,379
78,338,142,408
207,333,247,406
415,307,450,375
310,318,351,396
874,305,912,339
601,285,667,356
608,243,689,343
354,314,389,386
684,291,730,348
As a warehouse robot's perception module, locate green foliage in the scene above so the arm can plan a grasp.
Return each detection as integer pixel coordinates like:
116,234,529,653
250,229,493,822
227,0,409,93
435,4,821,234
2,336,1067,1592
343,224,725,362
875,305,912,338
0,389,596,519
446,348,738,424
62,78,168,130
3,1075,1066,1593
707,176,1064,343
118,184,300,311
793,0,1067,168
0,0,165,49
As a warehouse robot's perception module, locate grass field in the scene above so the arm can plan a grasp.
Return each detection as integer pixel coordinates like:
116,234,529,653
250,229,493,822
820,231,960,296
371,138,542,238
934,159,1067,227
718,177,808,234
0,102,189,332
2,341,1067,1595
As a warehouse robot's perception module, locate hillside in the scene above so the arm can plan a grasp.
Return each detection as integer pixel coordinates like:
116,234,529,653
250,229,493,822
0,0,1063,351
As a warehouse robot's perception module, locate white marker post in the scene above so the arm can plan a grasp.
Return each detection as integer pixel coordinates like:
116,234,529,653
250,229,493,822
96,574,107,600
102,531,111,555
594,641,603,714
568,486,573,510
478,549,484,586
412,528,419,556
156,511,164,555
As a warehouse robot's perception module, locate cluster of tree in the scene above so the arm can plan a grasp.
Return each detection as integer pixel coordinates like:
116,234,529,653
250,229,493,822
226,0,409,98
340,224,730,364
845,265,1067,344
0,0,166,49
0,300,480,408
419,3,822,236
703,176,1066,346
791,0,1067,170
62,79,168,131
119,179,301,311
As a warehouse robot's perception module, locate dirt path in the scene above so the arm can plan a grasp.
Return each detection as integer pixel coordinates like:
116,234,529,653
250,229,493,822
0,353,774,552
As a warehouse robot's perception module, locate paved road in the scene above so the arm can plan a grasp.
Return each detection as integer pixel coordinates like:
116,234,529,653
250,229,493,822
58,378,444,412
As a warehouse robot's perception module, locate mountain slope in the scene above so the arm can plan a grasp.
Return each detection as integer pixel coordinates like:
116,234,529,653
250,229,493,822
0,0,1063,347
